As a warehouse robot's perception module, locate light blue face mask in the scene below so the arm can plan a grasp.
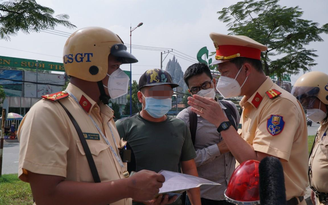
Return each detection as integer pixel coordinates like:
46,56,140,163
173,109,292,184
143,95,172,118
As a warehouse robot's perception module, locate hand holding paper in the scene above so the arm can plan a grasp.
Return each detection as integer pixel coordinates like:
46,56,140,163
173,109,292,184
158,170,221,194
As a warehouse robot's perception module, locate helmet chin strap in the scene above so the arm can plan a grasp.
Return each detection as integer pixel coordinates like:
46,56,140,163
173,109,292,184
97,81,110,104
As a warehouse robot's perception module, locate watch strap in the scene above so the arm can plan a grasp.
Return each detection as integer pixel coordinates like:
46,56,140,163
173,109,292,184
217,121,232,133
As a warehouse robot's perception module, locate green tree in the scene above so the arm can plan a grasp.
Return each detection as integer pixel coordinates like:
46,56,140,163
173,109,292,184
182,90,191,108
218,0,328,78
111,102,121,120
0,85,5,103
123,80,141,115
0,0,76,40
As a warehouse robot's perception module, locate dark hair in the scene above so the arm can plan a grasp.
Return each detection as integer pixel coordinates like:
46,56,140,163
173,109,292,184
183,63,213,87
229,57,263,72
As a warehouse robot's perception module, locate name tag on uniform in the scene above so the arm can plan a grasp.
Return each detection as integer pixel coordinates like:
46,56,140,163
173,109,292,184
83,133,100,140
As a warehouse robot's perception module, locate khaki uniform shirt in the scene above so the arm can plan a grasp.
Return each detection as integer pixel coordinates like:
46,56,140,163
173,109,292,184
18,83,130,205
239,77,308,203
309,124,328,205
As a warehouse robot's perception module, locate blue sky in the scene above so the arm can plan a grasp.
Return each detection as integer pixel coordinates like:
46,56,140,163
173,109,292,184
0,0,327,84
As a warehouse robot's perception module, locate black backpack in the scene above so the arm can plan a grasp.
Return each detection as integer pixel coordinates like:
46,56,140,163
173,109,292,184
188,100,238,145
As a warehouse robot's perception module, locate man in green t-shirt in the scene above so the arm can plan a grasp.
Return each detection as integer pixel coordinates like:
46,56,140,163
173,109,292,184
116,69,201,205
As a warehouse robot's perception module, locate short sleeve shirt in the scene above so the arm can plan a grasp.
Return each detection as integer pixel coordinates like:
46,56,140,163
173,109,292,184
116,114,196,173
309,125,328,193
18,83,130,205
239,77,308,200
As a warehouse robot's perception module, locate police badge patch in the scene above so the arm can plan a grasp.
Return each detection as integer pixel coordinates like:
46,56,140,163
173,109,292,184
267,115,285,136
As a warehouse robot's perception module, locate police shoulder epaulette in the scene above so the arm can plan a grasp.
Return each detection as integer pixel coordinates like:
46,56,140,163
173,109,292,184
266,89,281,99
42,91,69,101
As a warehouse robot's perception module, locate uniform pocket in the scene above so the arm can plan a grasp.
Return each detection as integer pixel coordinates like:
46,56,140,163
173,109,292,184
319,139,328,158
76,141,109,156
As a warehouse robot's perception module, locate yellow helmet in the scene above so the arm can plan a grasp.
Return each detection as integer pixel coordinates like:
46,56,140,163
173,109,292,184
291,71,328,105
63,27,137,82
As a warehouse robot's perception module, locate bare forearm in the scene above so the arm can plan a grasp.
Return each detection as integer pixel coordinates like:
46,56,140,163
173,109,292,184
186,188,201,205
30,170,164,205
217,141,230,154
219,127,260,163
31,178,130,205
181,161,201,205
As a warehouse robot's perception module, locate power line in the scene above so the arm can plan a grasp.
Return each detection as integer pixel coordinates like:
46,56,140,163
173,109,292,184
173,50,197,61
41,29,72,37
127,44,172,51
170,52,197,63
2,29,198,65
0,78,65,86
171,51,197,62
43,29,198,62
0,46,61,59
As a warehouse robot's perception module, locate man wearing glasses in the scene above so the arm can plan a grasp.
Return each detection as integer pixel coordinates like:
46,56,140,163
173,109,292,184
177,63,239,205
187,33,308,205
116,69,201,205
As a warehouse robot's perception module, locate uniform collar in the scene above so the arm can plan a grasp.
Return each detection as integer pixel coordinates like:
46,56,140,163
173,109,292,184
66,83,98,114
240,77,274,109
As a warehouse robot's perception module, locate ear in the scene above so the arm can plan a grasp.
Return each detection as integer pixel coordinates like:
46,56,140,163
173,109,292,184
137,91,143,103
243,62,252,77
212,78,217,87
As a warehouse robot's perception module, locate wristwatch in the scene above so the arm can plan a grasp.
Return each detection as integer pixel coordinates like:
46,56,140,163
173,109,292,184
217,121,232,133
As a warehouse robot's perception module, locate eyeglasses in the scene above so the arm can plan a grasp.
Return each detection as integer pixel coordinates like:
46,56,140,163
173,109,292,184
189,81,212,94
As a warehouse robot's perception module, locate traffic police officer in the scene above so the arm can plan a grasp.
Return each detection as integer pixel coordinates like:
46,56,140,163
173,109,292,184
187,33,308,205
292,71,328,205
18,27,165,205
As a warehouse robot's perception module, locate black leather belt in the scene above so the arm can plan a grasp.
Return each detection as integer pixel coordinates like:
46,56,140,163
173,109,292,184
287,196,304,205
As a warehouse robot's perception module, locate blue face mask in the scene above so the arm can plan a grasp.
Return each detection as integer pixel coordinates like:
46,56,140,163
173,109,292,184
143,96,172,118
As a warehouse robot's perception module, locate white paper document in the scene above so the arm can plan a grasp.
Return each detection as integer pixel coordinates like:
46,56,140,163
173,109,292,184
158,170,221,194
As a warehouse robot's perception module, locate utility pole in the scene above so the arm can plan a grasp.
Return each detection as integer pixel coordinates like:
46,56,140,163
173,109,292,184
0,108,6,176
129,22,143,116
36,60,38,98
160,49,173,69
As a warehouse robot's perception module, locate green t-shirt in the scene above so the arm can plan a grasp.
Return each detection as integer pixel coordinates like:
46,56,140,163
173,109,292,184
116,114,196,173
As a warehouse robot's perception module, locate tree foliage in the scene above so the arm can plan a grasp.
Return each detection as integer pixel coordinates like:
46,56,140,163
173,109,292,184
182,89,191,108
111,102,121,119
123,80,141,115
218,0,328,77
0,0,76,40
0,85,5,103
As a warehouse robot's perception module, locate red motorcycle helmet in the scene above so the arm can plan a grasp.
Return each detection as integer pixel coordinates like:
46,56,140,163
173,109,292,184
225,160,260,205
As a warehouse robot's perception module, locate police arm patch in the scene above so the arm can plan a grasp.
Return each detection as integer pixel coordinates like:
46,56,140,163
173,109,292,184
267,115,285,136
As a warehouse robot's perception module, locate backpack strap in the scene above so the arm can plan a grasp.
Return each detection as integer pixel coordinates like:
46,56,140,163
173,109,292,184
188,109,198,145
188,100,238,145
220,100,238,130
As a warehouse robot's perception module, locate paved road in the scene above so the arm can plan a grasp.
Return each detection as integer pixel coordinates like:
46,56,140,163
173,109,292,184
308,121,320,136
1,139,19,175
